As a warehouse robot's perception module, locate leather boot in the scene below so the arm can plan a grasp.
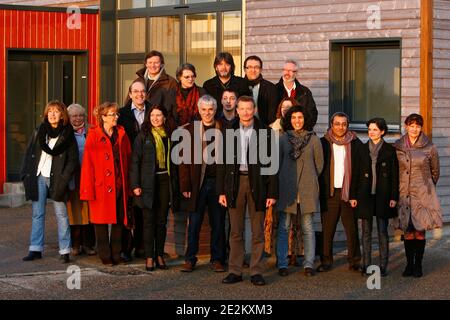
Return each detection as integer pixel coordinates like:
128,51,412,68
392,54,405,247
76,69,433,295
402,240,414,277
413,239,425,278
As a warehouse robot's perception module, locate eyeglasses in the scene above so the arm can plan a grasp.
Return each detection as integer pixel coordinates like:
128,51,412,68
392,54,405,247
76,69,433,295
245,66,261,70
131,90,146,94
104,113,119,118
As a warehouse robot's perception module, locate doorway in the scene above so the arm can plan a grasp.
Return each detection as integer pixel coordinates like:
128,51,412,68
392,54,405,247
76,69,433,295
6,51,88,181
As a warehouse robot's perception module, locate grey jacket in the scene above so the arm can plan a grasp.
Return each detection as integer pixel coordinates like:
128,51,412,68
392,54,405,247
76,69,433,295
394,133,443,231
276,131,324,214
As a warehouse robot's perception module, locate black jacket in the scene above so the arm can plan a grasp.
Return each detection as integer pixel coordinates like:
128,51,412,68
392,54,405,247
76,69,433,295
20,125,79,202
249,78,279,126
129,130,179,212
203,75,252,114
318,135,362,212
136,67,178,118
350,141,399,219
276,78,318,129
118,100,152,146
216,118,278,212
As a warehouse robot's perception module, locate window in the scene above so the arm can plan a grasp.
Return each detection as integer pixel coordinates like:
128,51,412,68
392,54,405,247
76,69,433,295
330,41,401,130
117,18,146,53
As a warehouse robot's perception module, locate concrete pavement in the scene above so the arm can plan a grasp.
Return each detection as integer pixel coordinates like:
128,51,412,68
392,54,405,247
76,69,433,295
0,204,449,300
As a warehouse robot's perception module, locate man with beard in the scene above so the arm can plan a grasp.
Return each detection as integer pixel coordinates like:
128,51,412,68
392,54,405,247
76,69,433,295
244,56,278,126
203,52,251,115
276,59,318,128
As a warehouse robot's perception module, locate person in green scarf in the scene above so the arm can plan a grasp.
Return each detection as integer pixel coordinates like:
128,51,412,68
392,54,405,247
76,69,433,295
129,105,178,271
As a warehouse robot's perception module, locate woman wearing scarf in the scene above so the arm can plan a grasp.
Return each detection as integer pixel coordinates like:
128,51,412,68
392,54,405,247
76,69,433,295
66,104,96,256
175,63,206,126
276,105,324,277
394,113,442,278
22,101,79,263
80,102,131,266
130,105,179,271
349,118,399,277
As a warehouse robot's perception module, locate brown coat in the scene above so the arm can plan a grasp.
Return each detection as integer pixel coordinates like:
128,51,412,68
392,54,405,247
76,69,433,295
394,133,442,232
178,120,222,212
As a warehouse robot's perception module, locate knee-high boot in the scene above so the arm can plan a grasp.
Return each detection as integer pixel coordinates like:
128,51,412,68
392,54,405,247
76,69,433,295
402,240,415,277
413,239,425,278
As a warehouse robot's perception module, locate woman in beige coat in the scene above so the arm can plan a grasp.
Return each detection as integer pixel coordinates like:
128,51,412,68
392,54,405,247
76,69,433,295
394,113,443,278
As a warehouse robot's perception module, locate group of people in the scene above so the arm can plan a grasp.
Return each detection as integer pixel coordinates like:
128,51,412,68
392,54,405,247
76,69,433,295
21,50,443,286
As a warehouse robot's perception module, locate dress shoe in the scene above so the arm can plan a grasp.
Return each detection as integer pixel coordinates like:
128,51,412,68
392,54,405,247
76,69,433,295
316,264,331,272
304,267,315,277
402,264,414,277
156,256,169,270
278,268,289,277
61,254,70,263
23,251,42,261
413,264,423,278
181,261,195,272
222,273,243,284
211,261,226,273
250,274,266,286
145,258,155,272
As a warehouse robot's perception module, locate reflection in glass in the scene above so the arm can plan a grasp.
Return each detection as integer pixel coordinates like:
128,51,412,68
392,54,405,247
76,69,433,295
223,11,242,76
151,0,180,6
120,63,143,105
149,16,180,77
117,18,146,53
186,13,217,84
118,0,146,9
349,48,400,124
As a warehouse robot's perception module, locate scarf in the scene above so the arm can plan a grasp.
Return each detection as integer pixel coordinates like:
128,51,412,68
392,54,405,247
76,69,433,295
324,128,357,202
72,122,85,133
37,121,74,156
176,84,200,126
246,74,263,87
287,130,314,160
151,127,170,175
369,139,383,195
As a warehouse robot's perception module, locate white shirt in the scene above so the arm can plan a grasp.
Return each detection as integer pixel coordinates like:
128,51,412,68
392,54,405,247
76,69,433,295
37,137,59,178
284,81,297,98
131,103,146,129
239,122,254,172
333,143,346,188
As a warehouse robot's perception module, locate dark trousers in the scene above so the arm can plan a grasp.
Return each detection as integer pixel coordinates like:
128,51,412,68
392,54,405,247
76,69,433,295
185,177,226,264
133,206,144,254
95,193,124,264
70,224,95,249
228,175,266,276
321,189,361,266
143,173,170,258
361,216,389,269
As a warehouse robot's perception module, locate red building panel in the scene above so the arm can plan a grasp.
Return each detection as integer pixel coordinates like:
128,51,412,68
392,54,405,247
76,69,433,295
0,6,99,190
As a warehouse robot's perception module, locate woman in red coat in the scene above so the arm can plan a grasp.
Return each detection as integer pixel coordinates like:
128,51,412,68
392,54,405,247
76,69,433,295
80,102,131,265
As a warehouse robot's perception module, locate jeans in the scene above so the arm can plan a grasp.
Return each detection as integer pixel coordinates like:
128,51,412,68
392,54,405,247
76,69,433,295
185,177,226,264
29,175,71,255
361,217,389,269
277,210,316,269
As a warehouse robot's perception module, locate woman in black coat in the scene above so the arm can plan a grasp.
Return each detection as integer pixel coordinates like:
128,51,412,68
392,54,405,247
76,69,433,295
349,118,399,277
129,105,179,271
21,100,79,262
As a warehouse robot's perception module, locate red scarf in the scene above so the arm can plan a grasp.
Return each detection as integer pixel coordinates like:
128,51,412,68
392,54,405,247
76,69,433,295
176,85,200,126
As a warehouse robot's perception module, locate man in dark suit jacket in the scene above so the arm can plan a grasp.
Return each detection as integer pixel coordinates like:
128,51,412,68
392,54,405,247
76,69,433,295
244,55,278,126
276,59,318,130
203,52,251,115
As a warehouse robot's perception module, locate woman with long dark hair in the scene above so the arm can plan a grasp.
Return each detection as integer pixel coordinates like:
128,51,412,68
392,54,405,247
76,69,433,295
130,105,179,271
22,100,78,263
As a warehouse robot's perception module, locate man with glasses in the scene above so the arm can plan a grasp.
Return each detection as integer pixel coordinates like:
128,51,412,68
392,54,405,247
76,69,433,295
117,78,151,261
276,59,318,128
317,112,362,273
244,56,278,126
203,52,251,115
